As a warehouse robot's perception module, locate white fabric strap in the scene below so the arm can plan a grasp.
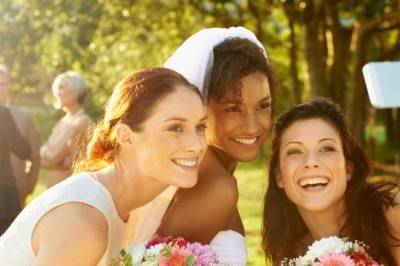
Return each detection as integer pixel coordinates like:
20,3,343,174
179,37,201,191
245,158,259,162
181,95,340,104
164,26,267,97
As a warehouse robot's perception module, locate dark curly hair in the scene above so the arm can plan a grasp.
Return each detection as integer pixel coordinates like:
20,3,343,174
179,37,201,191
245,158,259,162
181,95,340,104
208,38,276,103
262,98,400,265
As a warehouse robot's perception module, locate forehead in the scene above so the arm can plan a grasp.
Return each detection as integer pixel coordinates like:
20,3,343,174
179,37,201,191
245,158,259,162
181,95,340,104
221,71,270,103
282,118,341,144
145,85,204,124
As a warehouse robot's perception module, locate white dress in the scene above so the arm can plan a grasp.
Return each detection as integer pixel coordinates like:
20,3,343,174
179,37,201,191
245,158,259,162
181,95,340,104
124,188,248,266
0,173,127,266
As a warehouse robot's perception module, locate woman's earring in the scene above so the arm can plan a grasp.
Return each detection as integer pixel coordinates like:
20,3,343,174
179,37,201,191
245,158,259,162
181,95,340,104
346,173,351,181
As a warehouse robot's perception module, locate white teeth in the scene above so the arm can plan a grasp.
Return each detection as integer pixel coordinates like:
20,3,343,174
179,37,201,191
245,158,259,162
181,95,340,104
174,159,197,167
233,137,257,144
299,176,329,187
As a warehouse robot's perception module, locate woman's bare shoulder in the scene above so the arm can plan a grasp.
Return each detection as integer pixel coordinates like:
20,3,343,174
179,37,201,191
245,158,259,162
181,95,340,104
32,202,108,264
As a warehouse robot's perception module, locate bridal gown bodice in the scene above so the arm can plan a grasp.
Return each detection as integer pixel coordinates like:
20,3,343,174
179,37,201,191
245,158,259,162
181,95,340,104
124,188,248,266
211,230,248,266
0,173,127,266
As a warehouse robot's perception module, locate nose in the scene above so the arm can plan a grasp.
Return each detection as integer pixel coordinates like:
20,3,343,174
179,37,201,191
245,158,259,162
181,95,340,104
303,151,320,169
241,112,258,135
183,131,205,154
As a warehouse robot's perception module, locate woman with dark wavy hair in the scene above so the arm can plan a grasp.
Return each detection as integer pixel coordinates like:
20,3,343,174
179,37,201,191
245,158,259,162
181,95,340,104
150,27,276,265
262,98,400,265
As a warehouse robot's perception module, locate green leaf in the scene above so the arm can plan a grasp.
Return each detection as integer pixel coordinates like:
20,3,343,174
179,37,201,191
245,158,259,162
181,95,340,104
185,255,195,266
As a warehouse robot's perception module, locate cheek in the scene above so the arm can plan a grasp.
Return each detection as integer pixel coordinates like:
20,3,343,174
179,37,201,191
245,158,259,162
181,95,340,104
257,112,272,132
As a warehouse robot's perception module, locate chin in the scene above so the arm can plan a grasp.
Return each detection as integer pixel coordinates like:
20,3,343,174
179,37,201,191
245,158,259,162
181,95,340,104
175,175,198,188
230,150,260,162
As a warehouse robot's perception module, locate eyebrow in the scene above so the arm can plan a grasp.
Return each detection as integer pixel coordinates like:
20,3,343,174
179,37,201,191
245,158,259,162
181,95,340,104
284,138,337,148
220,95,271,105
319,138,337,143
284,141,302,148
163,116,208,123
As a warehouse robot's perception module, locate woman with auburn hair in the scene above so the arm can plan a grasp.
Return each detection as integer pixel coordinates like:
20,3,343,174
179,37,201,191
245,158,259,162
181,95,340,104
262,98,400,265
0,67,207,266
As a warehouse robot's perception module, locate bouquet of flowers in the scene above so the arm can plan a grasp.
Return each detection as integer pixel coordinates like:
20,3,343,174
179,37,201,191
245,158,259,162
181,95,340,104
110,235,222,266
281,236,381,266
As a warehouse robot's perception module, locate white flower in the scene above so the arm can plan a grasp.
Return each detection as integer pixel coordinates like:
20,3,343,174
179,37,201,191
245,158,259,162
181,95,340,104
125,243,146,264
145,243,166,256
298,236,353,264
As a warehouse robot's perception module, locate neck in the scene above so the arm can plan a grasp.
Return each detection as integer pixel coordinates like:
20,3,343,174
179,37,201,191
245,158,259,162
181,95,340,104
209,146,238,174
298,200,347,241
95,158,168,222
64,102,81,116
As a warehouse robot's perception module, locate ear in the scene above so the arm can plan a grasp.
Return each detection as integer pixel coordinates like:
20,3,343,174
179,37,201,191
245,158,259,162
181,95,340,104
114,123,134,146
346,161,354,181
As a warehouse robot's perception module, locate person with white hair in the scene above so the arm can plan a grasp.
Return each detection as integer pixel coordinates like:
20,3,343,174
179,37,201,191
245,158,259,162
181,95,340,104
0,64,40,206
40,71,93,187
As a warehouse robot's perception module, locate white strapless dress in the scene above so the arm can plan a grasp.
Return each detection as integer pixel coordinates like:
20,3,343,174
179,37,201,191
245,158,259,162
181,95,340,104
124,187,248,266
210,230,247,266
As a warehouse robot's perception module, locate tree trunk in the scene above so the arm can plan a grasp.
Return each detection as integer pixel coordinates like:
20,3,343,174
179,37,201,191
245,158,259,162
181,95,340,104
350,23,369,145
286,10,302,103
303,0,329,97
384,109,396,146
325,0,352,107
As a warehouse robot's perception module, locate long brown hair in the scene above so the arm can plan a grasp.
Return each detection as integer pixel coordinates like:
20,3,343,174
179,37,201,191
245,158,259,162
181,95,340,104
74,67,201,172
262,98,399,265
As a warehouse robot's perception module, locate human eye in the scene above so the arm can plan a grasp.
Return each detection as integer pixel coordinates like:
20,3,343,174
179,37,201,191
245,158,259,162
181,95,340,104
319,146,336,153
196,123,207,134
224,105,241,113
286,148,302,156
256,102,271,110
167,124,183,132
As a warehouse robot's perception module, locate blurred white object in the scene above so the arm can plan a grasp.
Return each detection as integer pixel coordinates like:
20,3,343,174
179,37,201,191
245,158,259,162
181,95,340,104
210,230,247,266
363,61,400,108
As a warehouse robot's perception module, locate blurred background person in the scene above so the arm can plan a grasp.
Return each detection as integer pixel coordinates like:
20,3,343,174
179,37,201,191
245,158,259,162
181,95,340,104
40,71,92,187
0,65,40,206
0,106,31,235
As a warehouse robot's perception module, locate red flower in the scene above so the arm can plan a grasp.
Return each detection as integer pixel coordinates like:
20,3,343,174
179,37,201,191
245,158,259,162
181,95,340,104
173,237,189,248
146,234,170,249
351,252,379,266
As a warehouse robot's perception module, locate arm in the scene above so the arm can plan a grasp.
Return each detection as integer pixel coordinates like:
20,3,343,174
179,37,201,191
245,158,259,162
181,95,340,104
41,116,90,168
25,114,41,195
157,174,239,244
32,202,108,266
0,107,30,159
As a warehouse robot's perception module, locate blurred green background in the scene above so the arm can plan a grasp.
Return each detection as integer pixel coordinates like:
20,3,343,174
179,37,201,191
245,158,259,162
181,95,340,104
3,1,400,265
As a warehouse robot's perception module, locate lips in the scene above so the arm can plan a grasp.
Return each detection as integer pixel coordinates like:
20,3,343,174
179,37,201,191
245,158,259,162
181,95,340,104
232,136,259,145
172,158,199,171
298,175,330,189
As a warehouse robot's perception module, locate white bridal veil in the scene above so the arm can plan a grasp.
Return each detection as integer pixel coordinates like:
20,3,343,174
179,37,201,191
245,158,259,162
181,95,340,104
164,26,267,100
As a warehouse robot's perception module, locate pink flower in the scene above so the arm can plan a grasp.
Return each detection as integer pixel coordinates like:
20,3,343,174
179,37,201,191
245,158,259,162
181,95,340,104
159,245,192,266
146,234,170,249
313,253,354,266
186,242,219,266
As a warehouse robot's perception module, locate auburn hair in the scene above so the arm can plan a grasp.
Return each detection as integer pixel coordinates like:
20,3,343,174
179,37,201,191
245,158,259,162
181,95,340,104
74,67,201,172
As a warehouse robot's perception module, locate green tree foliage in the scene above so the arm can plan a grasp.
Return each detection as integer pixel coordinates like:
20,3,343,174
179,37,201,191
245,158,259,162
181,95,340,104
1,0,399,146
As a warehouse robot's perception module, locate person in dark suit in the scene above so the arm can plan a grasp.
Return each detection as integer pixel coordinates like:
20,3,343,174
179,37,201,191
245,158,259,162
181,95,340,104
0,65,40,205
0,106,31,235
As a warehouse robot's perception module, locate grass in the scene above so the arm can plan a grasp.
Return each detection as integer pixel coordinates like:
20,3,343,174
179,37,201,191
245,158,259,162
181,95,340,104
27,162,271,265
236,161,271,266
